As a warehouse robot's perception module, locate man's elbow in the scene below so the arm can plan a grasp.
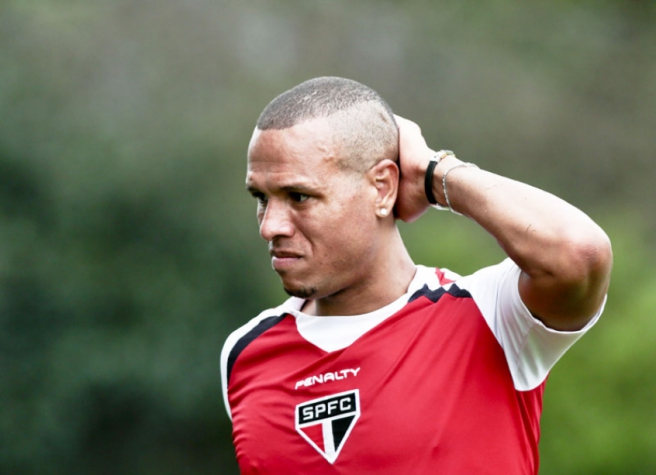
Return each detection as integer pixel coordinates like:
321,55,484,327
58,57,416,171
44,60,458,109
559,227,613,320
556,227,612,320
570,226,613,288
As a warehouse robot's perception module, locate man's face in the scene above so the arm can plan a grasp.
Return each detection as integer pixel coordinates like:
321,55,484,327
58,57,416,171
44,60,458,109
246,118,380,301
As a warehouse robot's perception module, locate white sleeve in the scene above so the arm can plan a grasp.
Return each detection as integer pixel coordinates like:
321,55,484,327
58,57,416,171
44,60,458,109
456,258,605,391
220,329,240,420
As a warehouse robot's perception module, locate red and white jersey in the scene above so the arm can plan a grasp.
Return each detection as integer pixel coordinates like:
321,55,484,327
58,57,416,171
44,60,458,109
221,259,603,474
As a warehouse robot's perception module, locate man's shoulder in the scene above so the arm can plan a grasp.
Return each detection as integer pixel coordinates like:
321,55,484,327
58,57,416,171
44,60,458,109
224,300,296,350
413,260,516,296
220,299,298,414
445,258,518,289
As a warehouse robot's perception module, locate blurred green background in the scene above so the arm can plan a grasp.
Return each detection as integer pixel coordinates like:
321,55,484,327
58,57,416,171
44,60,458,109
1,1,654,474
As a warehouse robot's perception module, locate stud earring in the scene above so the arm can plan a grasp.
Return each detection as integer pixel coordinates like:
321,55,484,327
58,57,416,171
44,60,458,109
380,208,388,217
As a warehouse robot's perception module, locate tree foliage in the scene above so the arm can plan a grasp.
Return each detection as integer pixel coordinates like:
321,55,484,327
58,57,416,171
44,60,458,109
0,1,654,473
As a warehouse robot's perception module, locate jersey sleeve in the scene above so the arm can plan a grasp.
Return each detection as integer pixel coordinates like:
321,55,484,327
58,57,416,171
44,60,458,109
221,326,244,420
220,307,285,420
455,258,605,391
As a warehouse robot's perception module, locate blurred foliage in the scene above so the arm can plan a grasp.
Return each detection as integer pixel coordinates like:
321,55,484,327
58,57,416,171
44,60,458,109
0,1,654,474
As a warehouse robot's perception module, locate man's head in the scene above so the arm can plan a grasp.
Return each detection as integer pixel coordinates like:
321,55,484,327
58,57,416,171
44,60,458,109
256,76,398,172
246,77,401,306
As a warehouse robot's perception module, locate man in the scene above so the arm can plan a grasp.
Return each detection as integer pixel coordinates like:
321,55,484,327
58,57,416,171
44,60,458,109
220,77,612,474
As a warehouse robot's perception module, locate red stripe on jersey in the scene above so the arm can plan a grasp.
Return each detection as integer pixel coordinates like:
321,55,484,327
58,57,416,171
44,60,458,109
434,267,455,285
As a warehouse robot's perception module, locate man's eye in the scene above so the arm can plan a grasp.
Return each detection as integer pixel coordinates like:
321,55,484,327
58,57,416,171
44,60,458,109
290,192,310,203
252,193,268,205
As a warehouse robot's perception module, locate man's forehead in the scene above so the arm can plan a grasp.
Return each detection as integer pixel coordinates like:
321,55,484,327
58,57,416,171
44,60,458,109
245,167,332,198
246,129,337,189
247,121,340,167
249,118,335,148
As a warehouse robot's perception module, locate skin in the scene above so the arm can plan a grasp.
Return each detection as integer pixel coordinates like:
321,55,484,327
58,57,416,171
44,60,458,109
394,115,613,331
247,113,613,330
246,118,415,317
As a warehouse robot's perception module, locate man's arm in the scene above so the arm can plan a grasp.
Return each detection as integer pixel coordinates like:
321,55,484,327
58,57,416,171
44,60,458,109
394,116,612,331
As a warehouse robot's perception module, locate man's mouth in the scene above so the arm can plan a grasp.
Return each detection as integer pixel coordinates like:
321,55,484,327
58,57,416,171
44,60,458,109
270,250,303,272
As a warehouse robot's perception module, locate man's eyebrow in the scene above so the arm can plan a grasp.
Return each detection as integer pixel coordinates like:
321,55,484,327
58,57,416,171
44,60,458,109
279,184,316,194
245,184,317,195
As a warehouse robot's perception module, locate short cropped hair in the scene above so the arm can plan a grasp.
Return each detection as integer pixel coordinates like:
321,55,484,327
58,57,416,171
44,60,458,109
256,77,398,172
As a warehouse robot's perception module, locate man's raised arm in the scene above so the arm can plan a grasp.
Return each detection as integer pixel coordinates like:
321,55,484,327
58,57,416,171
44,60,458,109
394,116,612,331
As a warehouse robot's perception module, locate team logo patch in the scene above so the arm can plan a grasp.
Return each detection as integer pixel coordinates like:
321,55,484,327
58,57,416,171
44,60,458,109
295,389,360,464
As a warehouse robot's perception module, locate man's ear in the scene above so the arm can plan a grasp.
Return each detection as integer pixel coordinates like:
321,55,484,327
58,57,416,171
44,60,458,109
369,159,400,213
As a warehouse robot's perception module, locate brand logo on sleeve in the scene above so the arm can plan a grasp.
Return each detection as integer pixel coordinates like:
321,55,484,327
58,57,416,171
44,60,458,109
295,390,360,464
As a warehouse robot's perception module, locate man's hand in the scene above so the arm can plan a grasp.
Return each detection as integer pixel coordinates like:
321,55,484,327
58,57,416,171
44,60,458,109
393,116,435,223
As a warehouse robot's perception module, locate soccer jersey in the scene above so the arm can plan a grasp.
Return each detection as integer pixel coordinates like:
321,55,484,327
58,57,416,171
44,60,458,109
221,259,603,474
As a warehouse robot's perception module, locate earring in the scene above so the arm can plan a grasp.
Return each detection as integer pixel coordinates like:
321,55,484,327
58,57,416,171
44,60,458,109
380,208,388,217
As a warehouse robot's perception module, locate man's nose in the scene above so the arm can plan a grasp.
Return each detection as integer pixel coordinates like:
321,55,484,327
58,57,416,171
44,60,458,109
259,200,294,241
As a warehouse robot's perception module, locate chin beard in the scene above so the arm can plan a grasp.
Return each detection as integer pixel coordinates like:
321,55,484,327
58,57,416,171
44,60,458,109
284,286,317,299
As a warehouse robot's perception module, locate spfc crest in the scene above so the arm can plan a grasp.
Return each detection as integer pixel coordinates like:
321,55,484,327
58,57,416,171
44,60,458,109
295,389,360,464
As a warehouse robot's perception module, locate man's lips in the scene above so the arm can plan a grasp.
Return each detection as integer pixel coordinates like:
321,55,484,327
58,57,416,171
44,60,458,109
270,250,303,271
